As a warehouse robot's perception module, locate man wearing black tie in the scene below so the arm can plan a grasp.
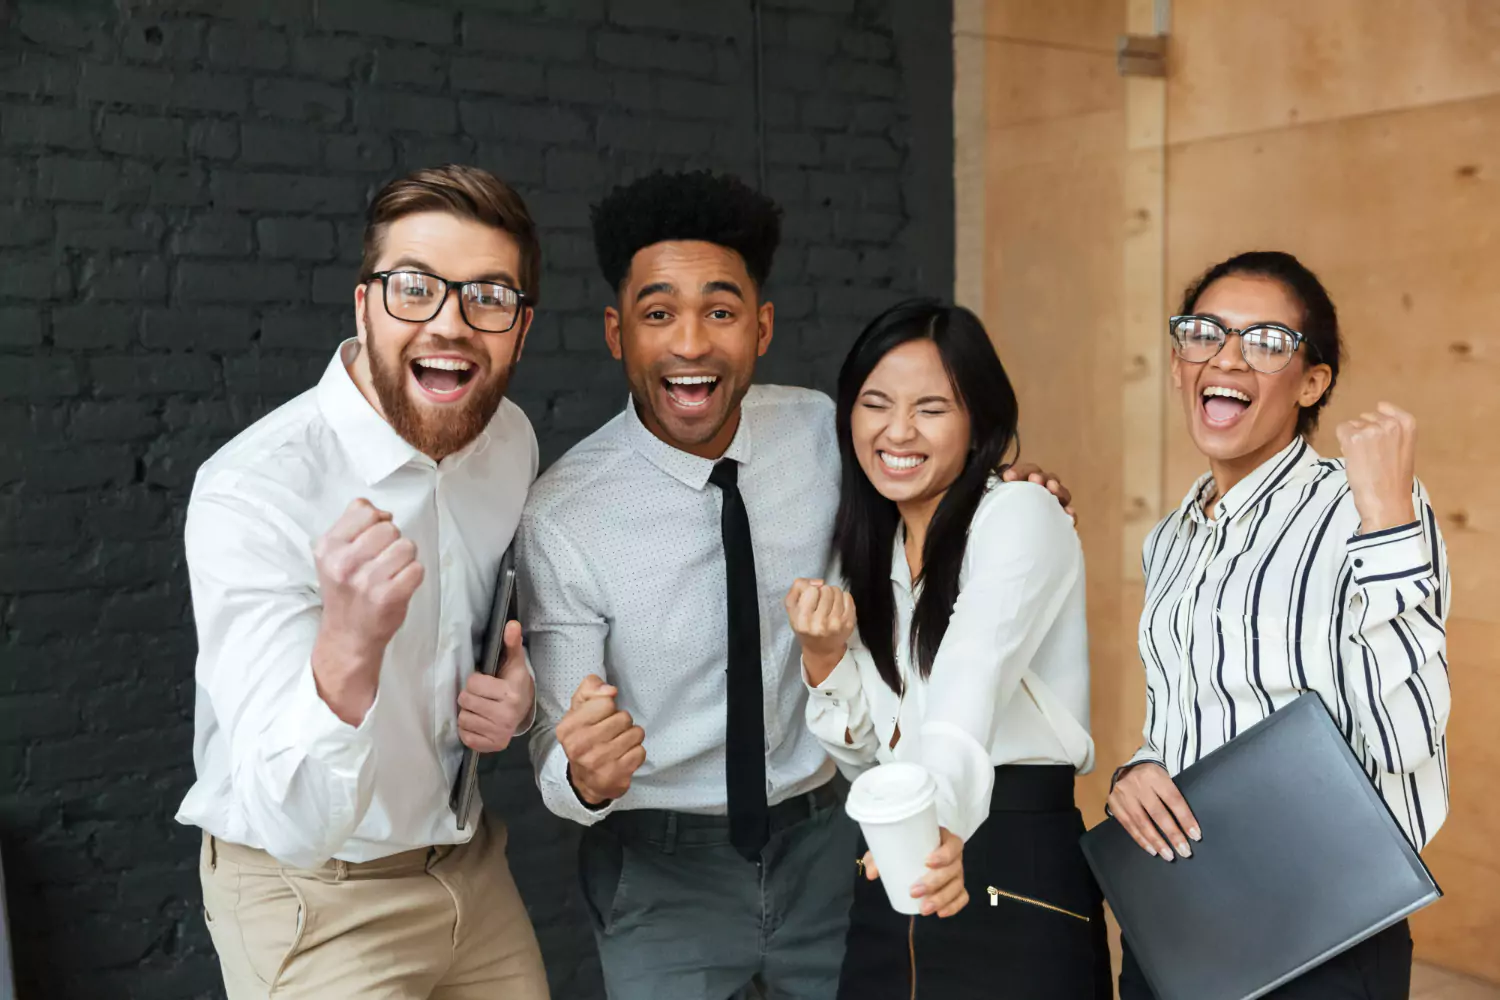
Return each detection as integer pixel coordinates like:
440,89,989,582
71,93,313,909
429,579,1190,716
517,171,1068,997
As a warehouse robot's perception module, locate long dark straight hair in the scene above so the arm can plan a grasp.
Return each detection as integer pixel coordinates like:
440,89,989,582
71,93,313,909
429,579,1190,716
833,299,1020,695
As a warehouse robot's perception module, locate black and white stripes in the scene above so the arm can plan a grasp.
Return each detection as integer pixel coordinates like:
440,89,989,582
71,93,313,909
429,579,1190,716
1125,437,1451,848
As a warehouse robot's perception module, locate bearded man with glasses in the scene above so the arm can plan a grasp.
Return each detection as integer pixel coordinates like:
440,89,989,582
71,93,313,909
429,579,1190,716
177,165,550,1000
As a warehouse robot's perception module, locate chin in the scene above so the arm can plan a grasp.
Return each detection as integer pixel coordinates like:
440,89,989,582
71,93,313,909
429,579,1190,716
1189,421,1269,466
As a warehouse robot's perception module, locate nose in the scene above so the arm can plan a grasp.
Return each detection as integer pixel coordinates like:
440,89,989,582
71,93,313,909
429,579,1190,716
884,408,918,444
425,285,478,339
667,314,711,361
1212,330,1250,371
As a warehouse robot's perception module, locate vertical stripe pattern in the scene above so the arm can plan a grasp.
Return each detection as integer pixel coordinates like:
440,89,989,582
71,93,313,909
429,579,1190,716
1126,438,1451,848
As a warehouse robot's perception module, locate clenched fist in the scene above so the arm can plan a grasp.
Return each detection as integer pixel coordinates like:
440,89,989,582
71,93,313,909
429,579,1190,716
1337,402,1418,535
557,675,646,807
785,578,856,685
457,621,535,753
311,498,425,725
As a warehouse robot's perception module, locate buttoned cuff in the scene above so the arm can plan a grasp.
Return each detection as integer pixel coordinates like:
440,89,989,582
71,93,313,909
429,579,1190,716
804,649,861,705
1347,521,1428,586
538,744,618,826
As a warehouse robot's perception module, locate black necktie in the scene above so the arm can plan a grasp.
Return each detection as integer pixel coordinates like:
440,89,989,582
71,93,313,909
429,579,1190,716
708,459,769,861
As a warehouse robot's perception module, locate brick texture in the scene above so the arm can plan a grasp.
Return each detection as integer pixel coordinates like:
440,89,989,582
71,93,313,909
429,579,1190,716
0,0,953,996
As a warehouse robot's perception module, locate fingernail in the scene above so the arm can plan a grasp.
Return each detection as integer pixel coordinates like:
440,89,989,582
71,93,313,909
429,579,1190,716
1144,845,1156,857
1161,847,1174,862
1188,827,1201,841
1177,842,1192,858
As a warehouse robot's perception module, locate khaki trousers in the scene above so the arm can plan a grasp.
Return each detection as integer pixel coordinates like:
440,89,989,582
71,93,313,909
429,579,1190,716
199,816,549,999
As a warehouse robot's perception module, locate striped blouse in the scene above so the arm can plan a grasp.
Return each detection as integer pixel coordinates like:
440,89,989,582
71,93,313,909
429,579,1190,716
1124,436,1451,848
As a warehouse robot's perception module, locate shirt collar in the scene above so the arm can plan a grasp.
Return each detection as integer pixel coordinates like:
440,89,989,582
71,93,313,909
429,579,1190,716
317,339,495,487
622,392,753,490
1179,436,1321,526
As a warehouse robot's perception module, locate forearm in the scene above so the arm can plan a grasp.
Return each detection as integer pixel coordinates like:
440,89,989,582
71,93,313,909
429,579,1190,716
311,625,386,727
804,649,879,763
228,661,381,866
1347,504,1451,772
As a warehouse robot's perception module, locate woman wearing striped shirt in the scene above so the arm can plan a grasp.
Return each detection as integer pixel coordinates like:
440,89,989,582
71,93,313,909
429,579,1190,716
1107,251,1450,1000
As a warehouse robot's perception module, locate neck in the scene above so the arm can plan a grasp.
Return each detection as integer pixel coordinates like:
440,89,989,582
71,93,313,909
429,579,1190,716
897,492,945,579
635,397,743,461
1205,432,1299,516
348,343,385,420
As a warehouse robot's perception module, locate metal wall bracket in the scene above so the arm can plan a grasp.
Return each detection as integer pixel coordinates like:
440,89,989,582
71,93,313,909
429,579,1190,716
1117,34,1167,77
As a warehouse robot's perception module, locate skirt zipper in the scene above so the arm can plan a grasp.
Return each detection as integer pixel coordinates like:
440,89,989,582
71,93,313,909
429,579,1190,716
987,886,1091,922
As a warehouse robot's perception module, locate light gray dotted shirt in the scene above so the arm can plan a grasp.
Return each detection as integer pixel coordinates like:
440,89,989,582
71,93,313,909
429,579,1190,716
519,385,841,825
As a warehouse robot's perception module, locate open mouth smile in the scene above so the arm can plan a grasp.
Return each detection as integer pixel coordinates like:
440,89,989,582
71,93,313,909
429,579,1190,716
662,374,721,410
1200,384,1253,429
877,450,927,475
410,356,479,402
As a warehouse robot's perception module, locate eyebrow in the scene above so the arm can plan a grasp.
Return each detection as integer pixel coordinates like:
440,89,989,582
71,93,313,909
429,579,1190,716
634,279,746,303
636,281,675,302
860,388,953,405
386,256,519,286
703,280,744,300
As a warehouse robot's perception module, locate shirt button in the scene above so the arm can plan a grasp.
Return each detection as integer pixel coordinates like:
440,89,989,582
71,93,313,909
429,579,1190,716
442,554,453,569
1354,558,1364,568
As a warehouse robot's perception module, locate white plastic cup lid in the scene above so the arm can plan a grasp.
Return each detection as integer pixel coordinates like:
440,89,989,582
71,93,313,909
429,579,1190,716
845,761,937,825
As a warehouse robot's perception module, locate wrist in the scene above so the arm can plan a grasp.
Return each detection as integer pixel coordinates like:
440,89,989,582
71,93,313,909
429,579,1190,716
802,645,847,685
311,629,384,726
1355,495,1416,535
566,763,611,809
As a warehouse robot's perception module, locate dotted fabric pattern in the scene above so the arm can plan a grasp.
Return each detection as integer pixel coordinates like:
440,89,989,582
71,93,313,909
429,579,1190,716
518,385,841,816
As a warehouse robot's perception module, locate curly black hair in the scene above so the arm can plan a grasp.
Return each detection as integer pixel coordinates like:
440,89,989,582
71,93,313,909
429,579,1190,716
590,170,783,293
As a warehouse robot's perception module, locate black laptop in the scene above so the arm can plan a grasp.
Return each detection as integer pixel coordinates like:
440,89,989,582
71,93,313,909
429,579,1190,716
1080,693,1441,1000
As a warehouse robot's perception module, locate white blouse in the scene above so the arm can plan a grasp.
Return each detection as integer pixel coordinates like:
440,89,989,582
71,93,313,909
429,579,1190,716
805,480,1095,841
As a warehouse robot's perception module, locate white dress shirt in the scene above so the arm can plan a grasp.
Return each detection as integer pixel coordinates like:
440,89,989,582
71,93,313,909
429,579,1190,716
805,481,1095,842
519,386,839,825
1126,436,1450,847
175,340,538,868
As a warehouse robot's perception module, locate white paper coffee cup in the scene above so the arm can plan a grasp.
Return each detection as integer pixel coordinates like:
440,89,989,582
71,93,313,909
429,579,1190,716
845,762,940,915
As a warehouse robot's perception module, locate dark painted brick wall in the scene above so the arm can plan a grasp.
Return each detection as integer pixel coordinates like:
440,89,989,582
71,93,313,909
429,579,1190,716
0,0,953,996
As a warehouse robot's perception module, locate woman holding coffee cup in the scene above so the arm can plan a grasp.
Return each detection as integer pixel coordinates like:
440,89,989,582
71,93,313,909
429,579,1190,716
786,299,1111,998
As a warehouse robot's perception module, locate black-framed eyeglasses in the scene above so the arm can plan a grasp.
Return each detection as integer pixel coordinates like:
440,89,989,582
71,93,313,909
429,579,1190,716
1168,314,1318,374
368,269,528,334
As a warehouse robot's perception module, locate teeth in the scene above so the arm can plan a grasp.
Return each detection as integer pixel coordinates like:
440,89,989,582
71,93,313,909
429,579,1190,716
415,358,473,371
1203,386,1251,403
666,375,718,385
879,452,926,470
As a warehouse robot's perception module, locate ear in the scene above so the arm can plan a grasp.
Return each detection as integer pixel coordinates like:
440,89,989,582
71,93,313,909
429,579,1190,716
354,282,370,345
756,299,775,358
1298,361,1333,408
511,306,533,364
1169,351,1184,390
604,306,624,361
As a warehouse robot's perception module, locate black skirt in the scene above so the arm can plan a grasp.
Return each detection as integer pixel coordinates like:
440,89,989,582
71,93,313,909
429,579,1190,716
837,765,1112,999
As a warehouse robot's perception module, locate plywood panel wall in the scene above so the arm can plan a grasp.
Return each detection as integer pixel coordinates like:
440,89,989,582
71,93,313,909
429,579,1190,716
965,0,1500,983
1162,4,1500,980
964,0,1132,827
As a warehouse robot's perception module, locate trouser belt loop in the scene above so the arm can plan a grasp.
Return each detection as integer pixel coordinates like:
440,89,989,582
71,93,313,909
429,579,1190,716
333,858,349,881
662,812,679,855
